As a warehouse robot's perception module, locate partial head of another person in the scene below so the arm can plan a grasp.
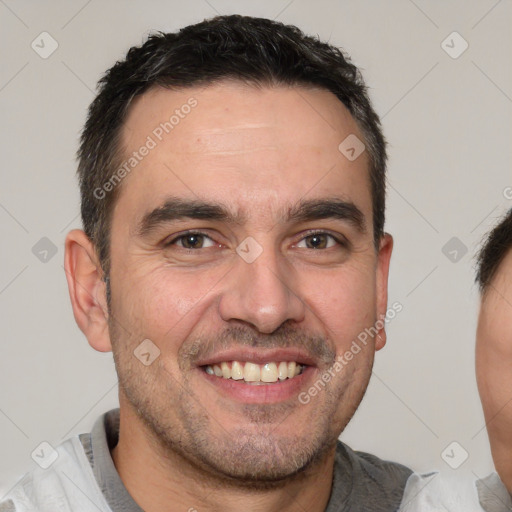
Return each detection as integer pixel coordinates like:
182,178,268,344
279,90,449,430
475,207,512,492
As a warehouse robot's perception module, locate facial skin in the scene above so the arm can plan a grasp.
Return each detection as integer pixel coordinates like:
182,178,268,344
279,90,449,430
476,249,512,493
65,81,393,512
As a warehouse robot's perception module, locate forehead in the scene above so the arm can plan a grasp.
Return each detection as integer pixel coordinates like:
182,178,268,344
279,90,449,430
123,80,361,146
114,81,372,224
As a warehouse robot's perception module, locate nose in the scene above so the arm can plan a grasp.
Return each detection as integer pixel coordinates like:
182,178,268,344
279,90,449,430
218,244,306,333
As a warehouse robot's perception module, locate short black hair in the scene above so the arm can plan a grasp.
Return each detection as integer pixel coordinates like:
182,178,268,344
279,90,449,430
476,208,512,293
77,14,387,276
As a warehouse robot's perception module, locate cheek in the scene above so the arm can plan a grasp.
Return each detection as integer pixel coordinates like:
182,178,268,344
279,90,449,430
303,264,377,346
476,306,512,412
113,264,224,345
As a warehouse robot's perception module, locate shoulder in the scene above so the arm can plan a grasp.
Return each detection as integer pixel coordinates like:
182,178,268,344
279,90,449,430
328,441,413,511
398,470,512,512
477,472,512,511
0,436,110,512
337,441,413,488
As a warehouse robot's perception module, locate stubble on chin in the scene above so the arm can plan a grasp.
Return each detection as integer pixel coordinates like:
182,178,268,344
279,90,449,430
109,316,374,488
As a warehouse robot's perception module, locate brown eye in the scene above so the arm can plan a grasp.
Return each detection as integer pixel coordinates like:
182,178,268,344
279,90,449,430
306,234,328,249
297,233,341,249
167,232,217,249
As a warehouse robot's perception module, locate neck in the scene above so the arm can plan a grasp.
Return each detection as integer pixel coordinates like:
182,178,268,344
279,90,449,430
111,403,336,512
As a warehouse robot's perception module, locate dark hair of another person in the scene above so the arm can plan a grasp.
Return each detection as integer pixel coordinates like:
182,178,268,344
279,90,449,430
77,14,387,278
476,208,512,293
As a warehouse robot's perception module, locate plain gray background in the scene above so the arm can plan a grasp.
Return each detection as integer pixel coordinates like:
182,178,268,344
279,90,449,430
1,0,511,495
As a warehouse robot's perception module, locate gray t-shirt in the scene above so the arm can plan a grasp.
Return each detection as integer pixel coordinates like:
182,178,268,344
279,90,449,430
79,409,412,512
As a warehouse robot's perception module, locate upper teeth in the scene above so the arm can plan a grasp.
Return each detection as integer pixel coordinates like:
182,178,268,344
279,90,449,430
204,361,303,383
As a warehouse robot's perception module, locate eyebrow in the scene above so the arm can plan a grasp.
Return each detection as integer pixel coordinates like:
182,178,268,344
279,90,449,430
136,196,366,237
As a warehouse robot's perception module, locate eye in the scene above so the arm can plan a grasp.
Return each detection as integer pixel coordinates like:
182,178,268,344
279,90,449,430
166,232,217,250
295,232,343,250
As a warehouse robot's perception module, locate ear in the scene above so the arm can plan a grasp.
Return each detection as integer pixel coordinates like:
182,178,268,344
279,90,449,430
375,233,393,351
64,229,112,352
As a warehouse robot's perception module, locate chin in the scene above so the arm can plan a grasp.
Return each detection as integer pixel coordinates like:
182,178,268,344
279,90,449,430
192,434,332,489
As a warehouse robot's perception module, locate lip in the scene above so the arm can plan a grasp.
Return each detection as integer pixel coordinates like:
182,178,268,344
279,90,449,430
194,347,319,368
198,365,316,404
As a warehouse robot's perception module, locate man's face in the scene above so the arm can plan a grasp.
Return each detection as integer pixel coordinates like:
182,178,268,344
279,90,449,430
105,81,391,482
476,250,512,483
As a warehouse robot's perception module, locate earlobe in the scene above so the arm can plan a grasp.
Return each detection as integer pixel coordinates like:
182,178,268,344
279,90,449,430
64,229,112,353
375,233,393,351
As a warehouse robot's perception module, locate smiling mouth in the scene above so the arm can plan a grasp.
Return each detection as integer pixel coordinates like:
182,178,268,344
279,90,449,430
202,361,305,385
